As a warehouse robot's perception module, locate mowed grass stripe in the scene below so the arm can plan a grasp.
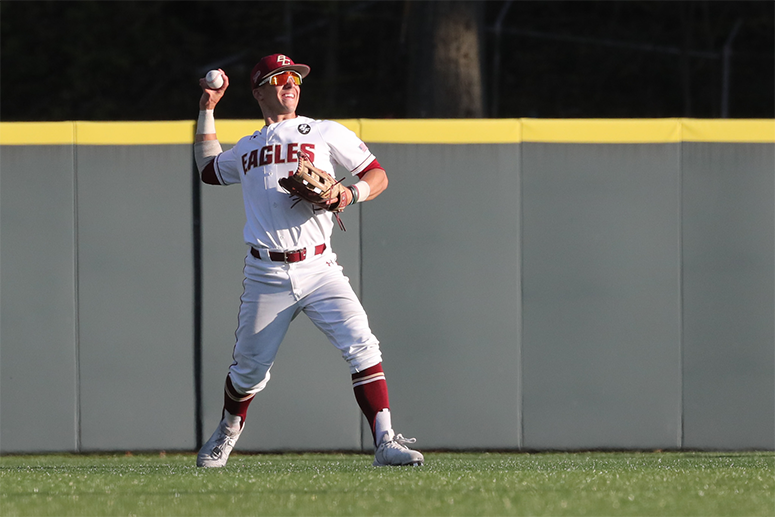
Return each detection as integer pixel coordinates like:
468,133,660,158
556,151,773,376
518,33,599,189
1,451,772,516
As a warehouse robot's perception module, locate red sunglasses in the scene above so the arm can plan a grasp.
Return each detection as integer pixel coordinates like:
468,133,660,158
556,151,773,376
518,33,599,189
258,71,303,87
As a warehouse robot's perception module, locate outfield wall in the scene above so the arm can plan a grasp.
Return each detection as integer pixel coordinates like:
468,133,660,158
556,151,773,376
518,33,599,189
1,119,773,453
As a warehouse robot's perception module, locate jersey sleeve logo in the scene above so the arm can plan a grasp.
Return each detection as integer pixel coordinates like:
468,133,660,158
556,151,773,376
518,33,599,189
298,124,311,135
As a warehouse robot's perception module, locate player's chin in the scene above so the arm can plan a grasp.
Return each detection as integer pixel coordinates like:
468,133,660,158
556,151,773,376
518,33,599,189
282,100,299,113
280,95,299,110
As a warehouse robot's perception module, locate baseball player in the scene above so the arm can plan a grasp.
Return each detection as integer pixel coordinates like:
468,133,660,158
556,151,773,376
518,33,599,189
193,54,423,467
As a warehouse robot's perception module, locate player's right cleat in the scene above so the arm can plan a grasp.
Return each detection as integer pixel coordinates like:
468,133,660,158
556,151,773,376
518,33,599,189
196,414,243,468
373,430,424,467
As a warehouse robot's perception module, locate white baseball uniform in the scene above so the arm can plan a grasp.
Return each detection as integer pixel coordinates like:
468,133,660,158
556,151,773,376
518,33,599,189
210,116,382,395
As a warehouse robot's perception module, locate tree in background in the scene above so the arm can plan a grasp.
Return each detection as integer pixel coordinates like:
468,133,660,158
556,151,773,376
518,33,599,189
0,1,771,121
404,1,484,118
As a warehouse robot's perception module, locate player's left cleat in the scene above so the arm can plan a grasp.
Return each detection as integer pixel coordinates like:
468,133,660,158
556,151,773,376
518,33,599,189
373,429,424,467
196,413,243,468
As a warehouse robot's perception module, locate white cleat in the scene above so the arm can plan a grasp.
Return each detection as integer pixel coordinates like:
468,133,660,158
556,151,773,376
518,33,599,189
196,416,243,468
373,430,424,467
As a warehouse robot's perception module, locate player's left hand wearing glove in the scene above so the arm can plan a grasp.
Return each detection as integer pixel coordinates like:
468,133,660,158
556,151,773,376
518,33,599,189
279,152,353,230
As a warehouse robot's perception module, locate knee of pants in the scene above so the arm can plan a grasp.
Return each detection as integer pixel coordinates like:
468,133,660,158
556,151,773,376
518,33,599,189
228,364,272,396
343,341,383,374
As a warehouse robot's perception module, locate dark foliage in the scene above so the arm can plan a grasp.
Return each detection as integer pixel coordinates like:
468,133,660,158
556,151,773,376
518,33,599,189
1,1,772,121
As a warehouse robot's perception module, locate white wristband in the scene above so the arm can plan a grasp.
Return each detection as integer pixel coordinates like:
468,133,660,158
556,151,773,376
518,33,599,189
352,180,371,203
197,109,216,135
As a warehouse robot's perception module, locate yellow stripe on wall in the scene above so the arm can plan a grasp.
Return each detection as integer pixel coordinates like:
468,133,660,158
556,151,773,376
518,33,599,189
681,119,775,143
75,121,194,145
211,120,261,144
361,119,522,143
522,118,682,143
1,119,773,145
0,122,75,145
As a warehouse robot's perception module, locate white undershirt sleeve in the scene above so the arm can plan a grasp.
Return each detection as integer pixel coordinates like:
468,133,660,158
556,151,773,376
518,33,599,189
194,140,222,173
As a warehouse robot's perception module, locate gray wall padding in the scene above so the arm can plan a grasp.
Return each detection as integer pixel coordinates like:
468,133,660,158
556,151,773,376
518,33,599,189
74,146,196,451
1,139,772,453
1,146,79,452
520,143,682,449
681,143,775,449
362,144,523,449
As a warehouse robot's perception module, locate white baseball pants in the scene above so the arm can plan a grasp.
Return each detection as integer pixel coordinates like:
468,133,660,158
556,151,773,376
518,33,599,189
227,247,382,396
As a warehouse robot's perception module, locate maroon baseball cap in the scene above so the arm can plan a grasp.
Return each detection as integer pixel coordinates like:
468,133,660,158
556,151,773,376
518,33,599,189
250,54,310,89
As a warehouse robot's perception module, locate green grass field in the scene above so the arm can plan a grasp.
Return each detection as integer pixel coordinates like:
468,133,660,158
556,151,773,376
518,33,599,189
1,451,772,516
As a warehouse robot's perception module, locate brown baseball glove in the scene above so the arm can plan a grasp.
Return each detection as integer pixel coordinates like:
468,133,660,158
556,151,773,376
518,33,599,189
279,152,348,230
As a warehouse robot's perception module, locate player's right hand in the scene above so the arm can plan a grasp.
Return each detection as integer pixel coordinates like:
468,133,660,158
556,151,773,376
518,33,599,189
199,69,229,110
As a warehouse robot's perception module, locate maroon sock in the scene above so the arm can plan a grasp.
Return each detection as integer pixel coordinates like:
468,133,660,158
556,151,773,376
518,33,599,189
352,363,390,440
223,374,254,428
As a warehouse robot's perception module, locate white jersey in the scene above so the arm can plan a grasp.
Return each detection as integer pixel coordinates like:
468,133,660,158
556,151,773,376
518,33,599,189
212,116,376,251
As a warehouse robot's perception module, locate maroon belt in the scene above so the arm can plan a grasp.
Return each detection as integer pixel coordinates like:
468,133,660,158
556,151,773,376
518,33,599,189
250,244,326,263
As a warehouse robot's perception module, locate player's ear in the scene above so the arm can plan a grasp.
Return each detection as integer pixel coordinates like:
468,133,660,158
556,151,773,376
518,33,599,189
252,88,262,102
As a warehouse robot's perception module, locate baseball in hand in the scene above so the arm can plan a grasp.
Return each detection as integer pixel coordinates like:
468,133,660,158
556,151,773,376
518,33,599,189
205,70,224,89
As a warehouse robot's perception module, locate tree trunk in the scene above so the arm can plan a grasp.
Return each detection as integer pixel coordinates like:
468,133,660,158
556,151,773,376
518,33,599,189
432,1,484,117
325,1,340,114
404,0,484,118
